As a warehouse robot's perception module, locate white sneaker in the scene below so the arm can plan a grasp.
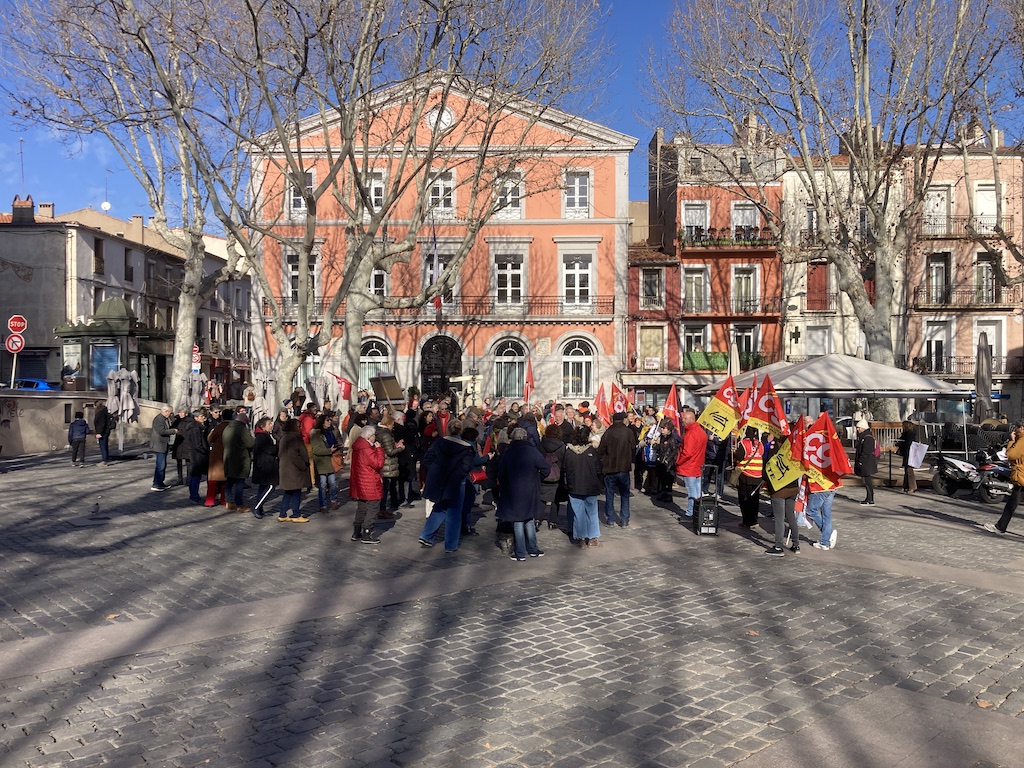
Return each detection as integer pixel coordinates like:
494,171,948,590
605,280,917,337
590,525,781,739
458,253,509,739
811,541,830,550
829,529,838,549
983,522,1005,536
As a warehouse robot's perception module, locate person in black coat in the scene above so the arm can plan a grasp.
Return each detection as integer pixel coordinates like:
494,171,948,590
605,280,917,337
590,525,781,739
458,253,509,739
181,410,210,504
251,416,279,518
539,422,568,530
854,420,878,505
562,426,604,547
93,401,115,465
894,419,918,494
496,427,549,560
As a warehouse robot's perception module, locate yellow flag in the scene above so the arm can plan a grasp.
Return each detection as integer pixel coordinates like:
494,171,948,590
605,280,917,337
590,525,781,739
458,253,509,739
698,397,738,440
764,438,803,492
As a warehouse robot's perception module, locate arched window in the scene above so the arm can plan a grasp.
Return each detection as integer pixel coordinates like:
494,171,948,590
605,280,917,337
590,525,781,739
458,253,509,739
359,339,391,390
493,339,525,399
562,339,594,398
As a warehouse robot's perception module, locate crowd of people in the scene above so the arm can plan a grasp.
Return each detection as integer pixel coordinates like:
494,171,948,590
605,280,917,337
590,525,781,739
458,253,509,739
140,390,914,558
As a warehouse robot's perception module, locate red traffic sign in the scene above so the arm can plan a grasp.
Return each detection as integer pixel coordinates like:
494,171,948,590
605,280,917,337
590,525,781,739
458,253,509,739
192,344,201,363
5,333,25,354
7,315,27,334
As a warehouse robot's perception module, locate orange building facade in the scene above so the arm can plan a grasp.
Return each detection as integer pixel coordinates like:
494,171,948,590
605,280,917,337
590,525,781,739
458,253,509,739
256,92,636,405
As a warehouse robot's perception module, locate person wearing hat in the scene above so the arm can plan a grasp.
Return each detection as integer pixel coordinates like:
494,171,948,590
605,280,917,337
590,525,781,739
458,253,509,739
597,410,637,527
853,420,877,506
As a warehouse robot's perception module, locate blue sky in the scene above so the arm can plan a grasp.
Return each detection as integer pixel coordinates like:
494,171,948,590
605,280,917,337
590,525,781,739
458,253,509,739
0,1,673,219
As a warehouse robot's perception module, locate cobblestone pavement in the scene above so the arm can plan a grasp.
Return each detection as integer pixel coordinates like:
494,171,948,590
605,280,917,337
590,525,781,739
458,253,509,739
1,453,1023,767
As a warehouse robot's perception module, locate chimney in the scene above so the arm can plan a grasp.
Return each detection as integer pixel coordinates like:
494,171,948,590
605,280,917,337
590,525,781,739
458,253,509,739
37,202,54,219
129,214,145,244
11,194,35,224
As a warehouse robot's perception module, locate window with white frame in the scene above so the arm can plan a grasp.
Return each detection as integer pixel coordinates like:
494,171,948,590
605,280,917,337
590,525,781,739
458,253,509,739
285,248,318,305
362,171,385,220
732,202,759,240
429,170,455,219
564,171,590,219
975,183,998,232
359,339,391,390
926,252,950,304
681,201,709,241
561,338,594,398
562,253,592,307
976,253,996,303
494,171,524,220
423,251,455,302
732,267,757,312
493,339,526,398
683,268,707,312
495,253,524,306
734,325,758,366
290,170,313,215
681,324,707,370
640,267,664,309
369,268,388,298
739,156,751,175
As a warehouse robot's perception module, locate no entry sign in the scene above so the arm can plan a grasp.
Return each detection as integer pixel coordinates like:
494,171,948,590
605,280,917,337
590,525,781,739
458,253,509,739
5,333,25,354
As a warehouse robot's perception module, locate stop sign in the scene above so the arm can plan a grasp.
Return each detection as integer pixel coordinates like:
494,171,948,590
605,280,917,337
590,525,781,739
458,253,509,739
7,315,27,334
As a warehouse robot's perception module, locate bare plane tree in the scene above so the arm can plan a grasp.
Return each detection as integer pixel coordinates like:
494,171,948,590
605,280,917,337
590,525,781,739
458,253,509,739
650,0,1004,415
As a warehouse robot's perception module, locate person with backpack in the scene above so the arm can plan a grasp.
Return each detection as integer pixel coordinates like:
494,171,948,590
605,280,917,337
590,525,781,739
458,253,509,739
539,422,567,530
854,420,878,506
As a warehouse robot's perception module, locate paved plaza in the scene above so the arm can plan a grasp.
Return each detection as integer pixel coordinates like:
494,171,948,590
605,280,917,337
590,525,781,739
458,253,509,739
1,452,1023,767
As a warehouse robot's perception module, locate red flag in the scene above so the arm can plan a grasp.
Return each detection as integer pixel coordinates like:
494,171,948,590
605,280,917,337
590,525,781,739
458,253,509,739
327,372,353,401
482,432,493,455
803,413,853,489
595,384,611,426
789,414,806,464
736,374,757,431
661,383,681,434
611,382,630,415
523,359,535,404
746,374,789,438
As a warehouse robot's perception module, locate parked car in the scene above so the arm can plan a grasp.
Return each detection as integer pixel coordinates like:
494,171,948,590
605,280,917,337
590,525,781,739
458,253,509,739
10,378,62,391
834,416,856,443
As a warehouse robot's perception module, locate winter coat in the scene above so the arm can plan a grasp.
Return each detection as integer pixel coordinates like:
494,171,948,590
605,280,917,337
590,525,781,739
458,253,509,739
596,421,636,474
67,418,89,443
170,415,190,460
895,425,918,468
277,431,311,492
93,406,114,437
377,425,402,478
854,430,878,477
1007,437,1024,486
349,436,385,501
496,439,549,523
181,418,209,476
309,428,337,477
251,429,279,486
562,443,603,497
422,435,476,507
539,435,567,505
675,421,708,478
222,420,255,480
656,430,680,469
149,412,175,452
206,421,229,482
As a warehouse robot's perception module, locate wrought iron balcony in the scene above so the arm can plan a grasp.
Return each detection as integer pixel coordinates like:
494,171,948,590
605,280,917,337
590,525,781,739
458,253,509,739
911,355,1024,376
678,226,778,248
912,284,1022,309
262,294,615,322
680,295,783,315
805,292,838,312
919,215,1013,239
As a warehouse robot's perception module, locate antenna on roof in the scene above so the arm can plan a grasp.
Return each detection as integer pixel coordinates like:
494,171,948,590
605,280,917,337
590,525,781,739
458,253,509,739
101,168,111,211
18,139,24,197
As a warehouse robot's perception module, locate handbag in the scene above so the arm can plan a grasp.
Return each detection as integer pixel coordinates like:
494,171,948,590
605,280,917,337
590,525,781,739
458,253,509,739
331,451,345,473
469,467,487,484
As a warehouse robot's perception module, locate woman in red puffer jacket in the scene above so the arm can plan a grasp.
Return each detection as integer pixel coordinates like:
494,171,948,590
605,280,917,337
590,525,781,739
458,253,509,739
349,425,385,544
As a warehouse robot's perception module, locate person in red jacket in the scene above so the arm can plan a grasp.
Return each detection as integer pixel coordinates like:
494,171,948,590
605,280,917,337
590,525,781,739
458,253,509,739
349,424,386,544
298,402,318,484
675,406,708,518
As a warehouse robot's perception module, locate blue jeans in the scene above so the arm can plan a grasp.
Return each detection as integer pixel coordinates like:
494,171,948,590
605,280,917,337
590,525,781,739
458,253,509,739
153,451,168,486
420,484,466,551
681,474,701,515
227,478,246,507
98,434,110,463
804,489,836,546
603,471,630,525
512,520,541,558
318,472,338,509
279,490,302,518
568,494,600,541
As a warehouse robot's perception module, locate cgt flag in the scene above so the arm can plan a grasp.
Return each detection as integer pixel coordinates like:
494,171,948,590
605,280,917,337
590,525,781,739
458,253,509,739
745,374,790,438
802,413,853,490
736,374,757,432
611,382,631,415
595,383,611,426
763,435,804,492
328,372,353,401
697,374,740,440
661,383,681,434
523,359,535,404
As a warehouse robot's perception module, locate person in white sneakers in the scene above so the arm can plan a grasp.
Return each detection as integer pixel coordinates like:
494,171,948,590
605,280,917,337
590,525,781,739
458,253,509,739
806,481,839,551
984,422,1024,536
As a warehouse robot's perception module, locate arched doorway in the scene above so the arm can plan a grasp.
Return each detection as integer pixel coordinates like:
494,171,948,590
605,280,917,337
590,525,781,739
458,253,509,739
421,335,462,399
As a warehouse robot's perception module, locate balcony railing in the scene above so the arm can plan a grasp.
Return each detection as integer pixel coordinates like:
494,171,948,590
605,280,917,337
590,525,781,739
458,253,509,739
680,350,773,372
679,226,777,248
920,215,1013,239
912,284,1022,309
262,294,615,321
805,292,838,312
912,355,1024,376
680,296,783,315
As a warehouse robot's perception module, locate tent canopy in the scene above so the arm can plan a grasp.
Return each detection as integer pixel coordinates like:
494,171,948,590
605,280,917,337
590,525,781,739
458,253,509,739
698,354,972,400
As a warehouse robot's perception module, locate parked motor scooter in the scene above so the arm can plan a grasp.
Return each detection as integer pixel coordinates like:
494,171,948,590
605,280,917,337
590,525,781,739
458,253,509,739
975,447,1013,504
930,454,980,498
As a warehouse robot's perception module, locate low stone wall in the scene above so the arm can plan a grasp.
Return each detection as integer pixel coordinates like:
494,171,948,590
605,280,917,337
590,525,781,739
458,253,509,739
0,392,162,458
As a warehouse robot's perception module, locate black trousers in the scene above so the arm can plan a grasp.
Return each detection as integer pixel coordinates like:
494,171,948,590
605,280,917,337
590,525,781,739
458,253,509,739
997,485,1021,532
